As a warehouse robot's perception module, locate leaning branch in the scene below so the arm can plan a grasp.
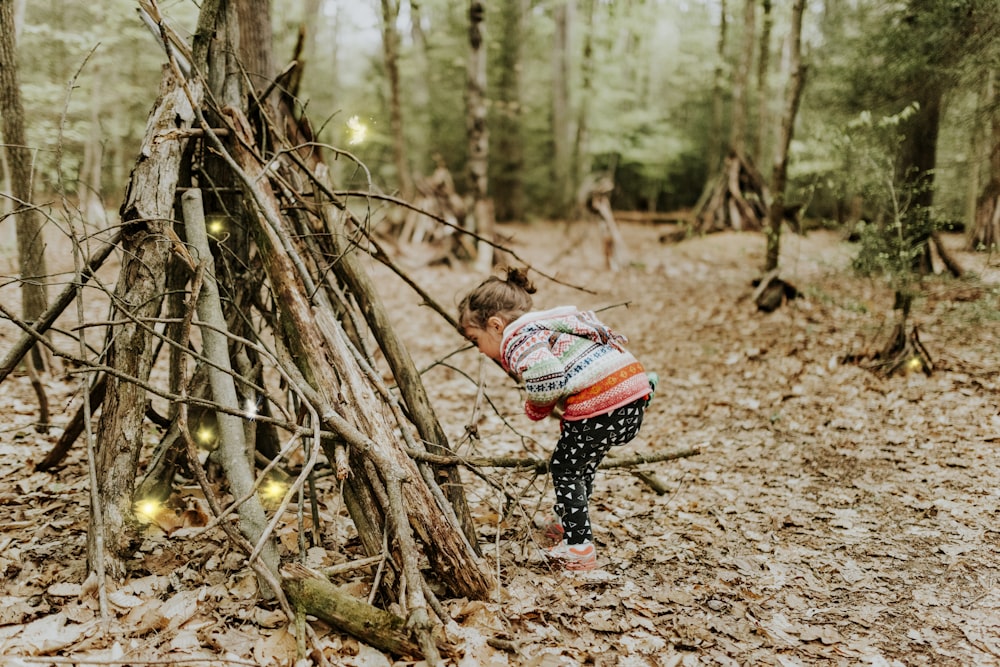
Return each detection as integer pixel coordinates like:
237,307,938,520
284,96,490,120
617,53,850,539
0,229,120,384
406,447,701,472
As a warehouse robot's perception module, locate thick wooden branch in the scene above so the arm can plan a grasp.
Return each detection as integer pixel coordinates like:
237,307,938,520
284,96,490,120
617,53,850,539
182,188,280,587
283,564,456,660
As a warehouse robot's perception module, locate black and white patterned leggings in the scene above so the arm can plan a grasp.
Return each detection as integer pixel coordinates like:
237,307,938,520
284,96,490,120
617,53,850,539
550,397,646,545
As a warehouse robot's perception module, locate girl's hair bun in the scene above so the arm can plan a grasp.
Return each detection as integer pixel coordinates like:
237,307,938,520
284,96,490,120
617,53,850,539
503,266,536,294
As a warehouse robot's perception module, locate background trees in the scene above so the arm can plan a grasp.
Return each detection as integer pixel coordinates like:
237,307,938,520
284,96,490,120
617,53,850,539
6,0,996,243
1,1,998,662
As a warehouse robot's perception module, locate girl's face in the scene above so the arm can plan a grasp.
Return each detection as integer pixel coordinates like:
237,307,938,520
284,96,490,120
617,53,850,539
464,316,505,361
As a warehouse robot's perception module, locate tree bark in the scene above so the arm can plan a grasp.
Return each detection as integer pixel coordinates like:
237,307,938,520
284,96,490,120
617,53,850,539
90,70,202,578
551,0,573,217
730,0,756,157
494,0,527,222
181,188,280,590
380,0,413,200
323,205,481,554
0,0,49,370
236,0,276,100
753,0,773,161
467,0,494,270
969,70,1000,251
710,0,728,170
572,0,595,204
283,563,458,659
764,0,806,273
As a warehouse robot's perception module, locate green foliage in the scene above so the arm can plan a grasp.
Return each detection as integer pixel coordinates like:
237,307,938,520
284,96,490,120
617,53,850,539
16,0,190,201
826,105,943,298
12,0,1000,229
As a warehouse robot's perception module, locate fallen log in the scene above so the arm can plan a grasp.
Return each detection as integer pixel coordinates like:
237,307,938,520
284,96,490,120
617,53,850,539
282,563,455,660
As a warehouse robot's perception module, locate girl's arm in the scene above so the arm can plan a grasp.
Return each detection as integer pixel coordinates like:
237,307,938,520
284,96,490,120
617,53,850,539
506,333,567,421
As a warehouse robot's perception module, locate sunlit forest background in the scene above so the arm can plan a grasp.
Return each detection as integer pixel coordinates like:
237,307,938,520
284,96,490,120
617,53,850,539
5,0,998,234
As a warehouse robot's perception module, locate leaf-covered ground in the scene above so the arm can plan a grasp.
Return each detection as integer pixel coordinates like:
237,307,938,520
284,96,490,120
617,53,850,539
1,221,998,666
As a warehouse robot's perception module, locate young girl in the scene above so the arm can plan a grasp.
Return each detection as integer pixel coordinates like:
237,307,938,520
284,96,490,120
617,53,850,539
458,268,653,571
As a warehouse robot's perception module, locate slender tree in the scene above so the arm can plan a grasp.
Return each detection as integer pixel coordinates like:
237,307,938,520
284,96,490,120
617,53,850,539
493,0,527,222
0,0,49,369
572,0,595,199
551,0,572,217
380,0,414,199
467,0,493,269
764,0,807,273
968,70,1000,251
710,0,728,171
729,0,756,157
752,0,773,160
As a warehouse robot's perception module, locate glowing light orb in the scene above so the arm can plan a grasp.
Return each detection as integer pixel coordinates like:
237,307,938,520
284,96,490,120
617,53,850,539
208,219,226,236
346,115,368,145
261,479,287,502
135,498,161,523
197,427,215,446
907,356,923,372
245,397,259,420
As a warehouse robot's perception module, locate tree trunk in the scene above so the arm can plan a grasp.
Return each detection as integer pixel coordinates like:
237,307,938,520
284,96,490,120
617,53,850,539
730,0,756,157
381,0,413,200
551,0,573,218
324,208,481,553
0,0,49,370
710,0,728,171
493,0,527,222
572,0,595,205
753,0,773,161
467,0,494,270
764,0,806,273
236,0,275,101
283,564,426,659
90,70,202,578
969,69,1000,251
897,83,943,274
80,63,105,226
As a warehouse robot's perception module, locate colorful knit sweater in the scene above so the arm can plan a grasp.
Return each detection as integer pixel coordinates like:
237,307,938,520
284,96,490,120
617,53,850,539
500,306,649,421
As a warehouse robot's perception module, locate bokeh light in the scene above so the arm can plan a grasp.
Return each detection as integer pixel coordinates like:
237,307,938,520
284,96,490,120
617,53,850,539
346,115,367,145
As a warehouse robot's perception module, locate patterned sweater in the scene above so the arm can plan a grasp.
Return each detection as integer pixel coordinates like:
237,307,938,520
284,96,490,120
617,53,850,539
500,306,650,421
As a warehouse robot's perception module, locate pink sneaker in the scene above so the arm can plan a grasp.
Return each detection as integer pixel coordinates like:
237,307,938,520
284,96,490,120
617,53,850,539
546,540,597,571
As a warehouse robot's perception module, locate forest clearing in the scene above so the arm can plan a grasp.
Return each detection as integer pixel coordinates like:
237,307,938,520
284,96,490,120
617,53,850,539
1,219,998,666
3,0,1000,665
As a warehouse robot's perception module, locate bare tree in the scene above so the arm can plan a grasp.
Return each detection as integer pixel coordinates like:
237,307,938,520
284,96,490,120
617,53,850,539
764,0,807,273
468,0,494,270
380,0,414,199
551,0,573,217
968,70,1000,251
494,0,527,222
0,0,49,370
752,0,773,160
730,0,756,157
709,0,728,171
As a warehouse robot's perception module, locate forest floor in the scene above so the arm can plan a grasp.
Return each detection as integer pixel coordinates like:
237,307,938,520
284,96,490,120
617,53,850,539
0,220,998,666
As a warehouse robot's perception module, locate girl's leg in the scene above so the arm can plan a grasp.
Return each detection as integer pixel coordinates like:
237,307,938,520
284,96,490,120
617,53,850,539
550,422,603,545
551,400,647,544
